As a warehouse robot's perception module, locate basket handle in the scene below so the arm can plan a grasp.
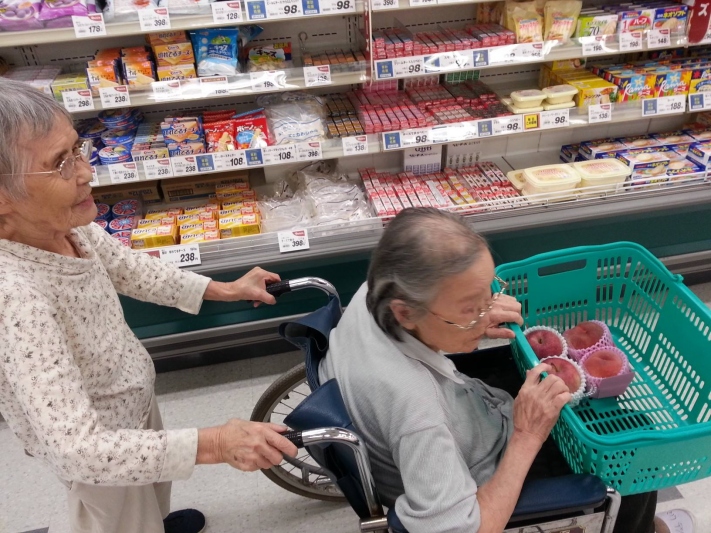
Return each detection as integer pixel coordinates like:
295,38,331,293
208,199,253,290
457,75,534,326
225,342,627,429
538,259,587,278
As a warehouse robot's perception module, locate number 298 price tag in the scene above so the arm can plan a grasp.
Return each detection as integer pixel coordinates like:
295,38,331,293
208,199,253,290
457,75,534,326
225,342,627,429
278,229,310,253
63,90,95,112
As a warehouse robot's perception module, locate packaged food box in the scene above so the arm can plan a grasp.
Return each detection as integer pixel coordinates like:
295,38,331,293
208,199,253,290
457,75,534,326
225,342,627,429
92,181,162,205
50,73,90,103
572,158,631,196
651,131,696,145
147,30,188,46
571,79,618,106
689,66,711,95
615,148,671,183
157,64,197,81
666,158,705,181
542,84,578,104
617,135,659,149
652,5,688,34
160,171,249,202
130,225,179,249
518,164,581,199
219,215,261,239
575,13,618,37
684,128,711,141
510,89,546,109
687,141,711,168
613,70,655,101
651,68,691,98
153,42,195,67
560,143,579,163
580,138,628,159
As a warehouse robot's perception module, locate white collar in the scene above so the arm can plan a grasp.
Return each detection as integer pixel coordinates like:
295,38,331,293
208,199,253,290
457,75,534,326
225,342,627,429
395,332,466,385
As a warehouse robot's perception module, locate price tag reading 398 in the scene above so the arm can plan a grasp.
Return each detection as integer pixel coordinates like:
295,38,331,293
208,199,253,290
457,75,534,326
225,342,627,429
138,7,171,31
278,229,310,253
99,86,131,109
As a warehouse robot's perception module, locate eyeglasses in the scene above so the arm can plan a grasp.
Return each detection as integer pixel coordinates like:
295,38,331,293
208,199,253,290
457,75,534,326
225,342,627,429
0,139,92,181
426,276,509,330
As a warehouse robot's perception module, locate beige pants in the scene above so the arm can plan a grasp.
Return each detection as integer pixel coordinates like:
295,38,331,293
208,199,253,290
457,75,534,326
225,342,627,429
63,396,171,533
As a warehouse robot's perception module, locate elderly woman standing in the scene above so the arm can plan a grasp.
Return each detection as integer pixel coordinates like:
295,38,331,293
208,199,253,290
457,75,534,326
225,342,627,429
319,208,659,533
0,78,297,533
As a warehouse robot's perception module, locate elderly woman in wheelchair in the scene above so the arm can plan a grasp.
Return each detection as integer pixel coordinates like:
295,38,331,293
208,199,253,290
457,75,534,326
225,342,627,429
312,208,658,533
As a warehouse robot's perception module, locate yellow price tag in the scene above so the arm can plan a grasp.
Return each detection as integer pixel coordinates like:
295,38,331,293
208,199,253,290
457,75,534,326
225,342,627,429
524,113,539,130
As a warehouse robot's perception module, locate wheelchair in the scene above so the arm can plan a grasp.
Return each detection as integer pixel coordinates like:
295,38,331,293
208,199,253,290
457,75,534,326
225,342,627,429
251,277,622,533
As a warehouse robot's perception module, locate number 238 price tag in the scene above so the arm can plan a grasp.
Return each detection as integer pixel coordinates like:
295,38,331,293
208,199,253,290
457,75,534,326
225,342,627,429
99,86,131,109
278,229,310,253
156,245,202,267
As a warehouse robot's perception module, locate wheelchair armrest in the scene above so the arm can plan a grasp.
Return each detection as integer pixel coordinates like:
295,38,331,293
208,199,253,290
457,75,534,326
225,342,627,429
511,473,608,522
387,507,407,533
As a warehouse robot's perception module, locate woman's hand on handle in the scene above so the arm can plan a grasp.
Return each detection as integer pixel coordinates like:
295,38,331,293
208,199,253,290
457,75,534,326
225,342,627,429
203,267,281,307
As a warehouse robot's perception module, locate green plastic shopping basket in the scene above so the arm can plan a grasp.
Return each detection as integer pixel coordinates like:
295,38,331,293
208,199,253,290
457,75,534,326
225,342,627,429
497,241,711,496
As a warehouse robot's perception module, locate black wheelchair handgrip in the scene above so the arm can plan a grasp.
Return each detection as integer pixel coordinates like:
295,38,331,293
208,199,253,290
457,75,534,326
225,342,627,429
282,430,304,448
266,280,292,298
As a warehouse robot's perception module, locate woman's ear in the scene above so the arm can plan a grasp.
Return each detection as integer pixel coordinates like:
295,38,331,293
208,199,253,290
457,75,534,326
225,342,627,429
389,299,418,331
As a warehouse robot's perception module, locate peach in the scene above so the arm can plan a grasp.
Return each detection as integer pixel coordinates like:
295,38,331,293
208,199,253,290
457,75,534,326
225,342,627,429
525,329,565,360
542,357,582,394
583,349,625,378
564,321,606,350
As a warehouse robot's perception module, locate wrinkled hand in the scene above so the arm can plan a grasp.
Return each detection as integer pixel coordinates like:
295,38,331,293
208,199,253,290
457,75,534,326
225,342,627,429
217,419,298,471
222,267,281,307
513,363,571,444
484,294,523,340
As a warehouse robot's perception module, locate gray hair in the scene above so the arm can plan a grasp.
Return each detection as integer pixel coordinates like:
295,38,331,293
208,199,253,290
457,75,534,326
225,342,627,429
366,208,488,341
0,78,72,200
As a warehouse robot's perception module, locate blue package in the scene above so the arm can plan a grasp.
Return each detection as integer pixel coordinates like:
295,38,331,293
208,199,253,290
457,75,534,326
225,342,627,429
190,29,239,77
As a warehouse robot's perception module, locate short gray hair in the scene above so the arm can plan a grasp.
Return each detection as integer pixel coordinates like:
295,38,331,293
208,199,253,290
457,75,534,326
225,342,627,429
0,78,72,199
366,208,489,340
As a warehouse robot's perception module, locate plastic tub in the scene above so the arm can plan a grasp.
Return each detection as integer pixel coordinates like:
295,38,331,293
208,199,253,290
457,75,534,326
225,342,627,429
543,101,575,111
542,84,578,104
510,89,546,109
572,158,631,196
521,164,581,199
498,242,711,496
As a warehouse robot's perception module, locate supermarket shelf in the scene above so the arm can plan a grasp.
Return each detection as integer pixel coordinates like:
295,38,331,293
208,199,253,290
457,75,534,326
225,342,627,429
0,2,366,48
372,0,492,11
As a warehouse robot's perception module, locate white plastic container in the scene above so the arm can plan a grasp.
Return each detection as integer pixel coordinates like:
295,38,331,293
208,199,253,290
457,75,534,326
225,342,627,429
510,89,546,109
543,101,575,111
542,84,578,104
521,164,581,200
572,159,631,196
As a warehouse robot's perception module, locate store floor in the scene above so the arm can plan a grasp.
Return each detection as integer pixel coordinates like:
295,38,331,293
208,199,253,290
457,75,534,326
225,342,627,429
2,281,711,533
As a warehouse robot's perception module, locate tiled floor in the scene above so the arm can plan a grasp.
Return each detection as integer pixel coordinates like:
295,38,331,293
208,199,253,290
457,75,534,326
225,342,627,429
2,282,711,533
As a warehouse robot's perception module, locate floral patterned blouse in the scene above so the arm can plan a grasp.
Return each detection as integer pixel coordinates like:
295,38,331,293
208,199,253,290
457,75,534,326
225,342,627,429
0,222,210,485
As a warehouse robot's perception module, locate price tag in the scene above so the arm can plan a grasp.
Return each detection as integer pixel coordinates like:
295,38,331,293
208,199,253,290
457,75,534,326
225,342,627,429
582,36,610,56
372,0,398,8
211,1,243,22
199,76,229,97
213,150,248,172
619,31,643,52
99,86,131,109
171,156,199,176
540,108,570,129
424,52,471,72
394,56,425,77
262,145,297,165
382,131,402,150
89,166,100,187
401,128,432,146
642,95,686,116
647,28,671,49
72,14,107,38
108,162,139,184
588,103,612,124
304,65,332,87
142,158,173,180
138,7,170,31
689,93,711,112
250,71,283,92
278,229,310,253
341,135,369,156
297,141,323,161
410,0,436,5
320,0,355,13
492,115,523,136
517,42,544,60
157,244,202,267
63,90,94,112
266,0,302,18
152,80,182,101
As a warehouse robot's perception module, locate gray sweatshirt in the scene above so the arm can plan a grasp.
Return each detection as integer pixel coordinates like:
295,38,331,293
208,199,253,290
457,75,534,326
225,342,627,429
319,283,514,533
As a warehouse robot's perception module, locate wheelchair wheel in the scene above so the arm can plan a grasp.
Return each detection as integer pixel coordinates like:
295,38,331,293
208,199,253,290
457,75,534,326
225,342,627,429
251,362,346,502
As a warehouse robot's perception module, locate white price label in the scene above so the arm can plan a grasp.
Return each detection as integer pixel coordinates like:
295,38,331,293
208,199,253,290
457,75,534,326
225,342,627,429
155,244,202,267
213,150,248,172
588,103,612,124
489,42,543,65
142,158,173,180
250,71,284,92
401,128,432,146
152,80,182,101
689,93,711,112
266,0,302,18
89,166,100,187
200,76,229,97
492,115,523,136
341,135,369,156
647,28,671,49
642,95,686,116
170,156,199,176
63,90,94,112
425,52,471,72
262,145,297,165
304,65,332,87
138,7,170,31
540,109,570,129
297,141,323,161
99,86,131,109
320,0,355,13
72,14,106,38
372,0,398,8
410,0,436,5
619,31,643,52
278,229,310,253
108,162,139,184
394,57,425,77
211,1,243,23
582,36,611,56
517,42,544,60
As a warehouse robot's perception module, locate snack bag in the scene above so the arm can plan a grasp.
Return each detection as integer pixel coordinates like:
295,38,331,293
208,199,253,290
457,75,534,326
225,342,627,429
544,0,582,41
205,120,237,152
507,1,544,43
248,42,292,71
190,28,240,77
0,0,42,30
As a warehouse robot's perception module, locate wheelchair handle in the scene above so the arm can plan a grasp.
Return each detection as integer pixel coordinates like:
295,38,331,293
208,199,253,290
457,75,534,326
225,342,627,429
265,280,292,298
282,430,304,448
262,277,342,309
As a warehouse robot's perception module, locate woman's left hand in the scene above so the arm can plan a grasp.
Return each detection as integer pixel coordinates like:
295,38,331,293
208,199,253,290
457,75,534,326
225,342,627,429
485,294,523,340
204,267,281,306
